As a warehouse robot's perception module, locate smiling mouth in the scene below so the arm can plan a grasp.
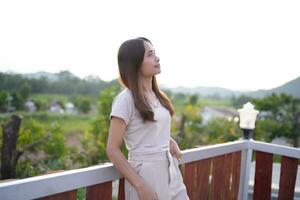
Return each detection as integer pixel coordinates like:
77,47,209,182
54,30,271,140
155,64,160,68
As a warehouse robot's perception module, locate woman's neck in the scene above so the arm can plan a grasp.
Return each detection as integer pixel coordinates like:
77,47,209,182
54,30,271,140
139,76,153,94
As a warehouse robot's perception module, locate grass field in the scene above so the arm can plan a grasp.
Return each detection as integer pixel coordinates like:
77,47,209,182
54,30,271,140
198,97,232,107
0,111,94,136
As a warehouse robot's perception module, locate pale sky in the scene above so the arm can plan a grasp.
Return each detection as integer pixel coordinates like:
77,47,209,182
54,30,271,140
0,0,299,91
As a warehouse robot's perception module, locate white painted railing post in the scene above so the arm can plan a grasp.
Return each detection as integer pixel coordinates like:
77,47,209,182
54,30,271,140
238,139,253,200
237,102,259,200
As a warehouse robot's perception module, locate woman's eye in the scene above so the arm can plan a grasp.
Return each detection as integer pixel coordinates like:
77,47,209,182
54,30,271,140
147,51,156,57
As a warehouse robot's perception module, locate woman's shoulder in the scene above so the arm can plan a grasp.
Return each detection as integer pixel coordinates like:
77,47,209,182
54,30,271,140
117,88,132,98
113,88,134,104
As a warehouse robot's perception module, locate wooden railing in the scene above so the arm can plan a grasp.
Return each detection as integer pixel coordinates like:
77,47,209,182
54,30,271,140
249,141,300,200
0,139,299,200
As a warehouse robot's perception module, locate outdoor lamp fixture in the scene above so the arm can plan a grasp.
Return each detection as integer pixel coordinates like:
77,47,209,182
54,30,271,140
238,102,259,139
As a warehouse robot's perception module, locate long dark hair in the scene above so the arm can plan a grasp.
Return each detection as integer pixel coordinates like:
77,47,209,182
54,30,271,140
117,37,174,122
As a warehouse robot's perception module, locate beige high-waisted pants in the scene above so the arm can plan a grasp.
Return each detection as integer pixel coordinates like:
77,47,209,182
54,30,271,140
125,150,190,200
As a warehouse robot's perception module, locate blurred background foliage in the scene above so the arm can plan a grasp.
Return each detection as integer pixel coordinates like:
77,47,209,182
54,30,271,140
0,71,299,181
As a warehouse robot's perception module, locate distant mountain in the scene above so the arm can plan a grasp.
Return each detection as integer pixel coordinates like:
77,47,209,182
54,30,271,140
166,76,300,98
248,77,300,98
165,86,246,98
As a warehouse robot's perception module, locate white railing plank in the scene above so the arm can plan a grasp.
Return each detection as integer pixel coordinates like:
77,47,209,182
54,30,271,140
250,140,300,159
0,163,121,200
180,140,248,164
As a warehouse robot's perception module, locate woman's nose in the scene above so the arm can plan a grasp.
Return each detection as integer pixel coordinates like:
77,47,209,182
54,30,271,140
156,55,160,62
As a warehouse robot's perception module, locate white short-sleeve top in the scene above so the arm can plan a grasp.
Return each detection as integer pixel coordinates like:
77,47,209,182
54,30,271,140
109,88,171,154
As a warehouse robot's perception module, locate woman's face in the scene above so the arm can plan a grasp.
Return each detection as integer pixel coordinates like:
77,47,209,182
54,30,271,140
139,41,161,78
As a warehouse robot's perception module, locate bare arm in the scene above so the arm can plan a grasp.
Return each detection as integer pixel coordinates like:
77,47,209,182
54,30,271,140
107,117,158,199
106,116,144,189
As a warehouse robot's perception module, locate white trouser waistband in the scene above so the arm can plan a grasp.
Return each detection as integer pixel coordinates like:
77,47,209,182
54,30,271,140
128,150,179,186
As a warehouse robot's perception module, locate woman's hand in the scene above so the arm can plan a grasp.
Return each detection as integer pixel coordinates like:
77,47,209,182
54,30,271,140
170,137,182,161
136,180,158,200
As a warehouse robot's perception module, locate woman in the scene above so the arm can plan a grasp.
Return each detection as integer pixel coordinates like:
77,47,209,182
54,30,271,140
106,37,189,200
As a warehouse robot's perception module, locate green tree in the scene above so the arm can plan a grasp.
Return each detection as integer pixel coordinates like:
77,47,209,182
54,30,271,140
17,120,68,177
172,94,203,150
231,95,253,109
11,92,23,110
0,91,8,112
253,93,300,147
80,85,127,166
203,117,241,144
19,82,31,100
0,71,116,96
76,99,91,114
0,116,68,179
